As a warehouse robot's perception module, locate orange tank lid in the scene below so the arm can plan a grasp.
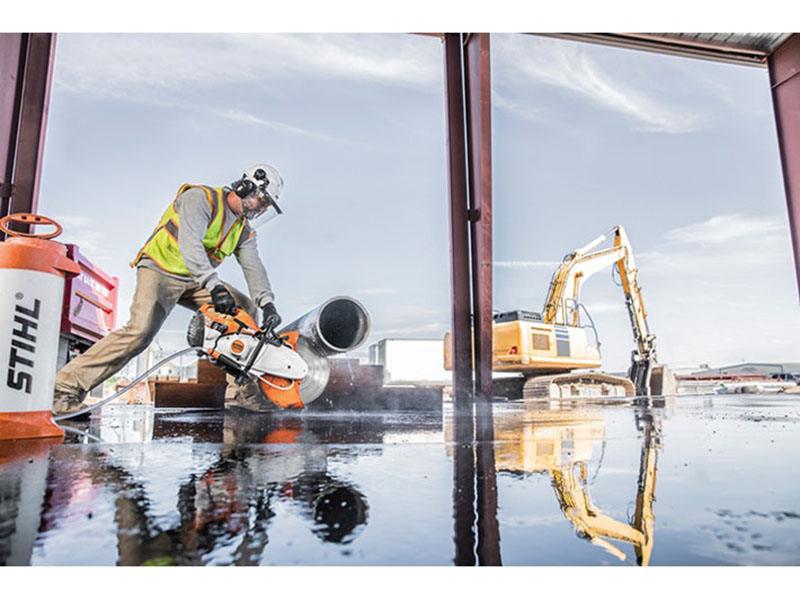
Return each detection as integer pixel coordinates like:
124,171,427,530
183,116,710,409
0,213,80,277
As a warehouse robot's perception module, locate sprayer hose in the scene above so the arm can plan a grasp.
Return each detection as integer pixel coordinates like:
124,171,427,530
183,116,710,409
54,347,201,422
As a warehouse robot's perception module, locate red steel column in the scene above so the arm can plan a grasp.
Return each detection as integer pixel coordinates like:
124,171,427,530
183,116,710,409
462,33,500,565
0,33,56,237
444,33,479,566
443,33,475,401
769,33,800,297
463,33,493,400
12,34,57,225
0,33,25,226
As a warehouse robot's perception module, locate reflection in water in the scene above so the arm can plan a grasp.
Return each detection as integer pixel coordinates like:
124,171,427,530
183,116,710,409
5,396,794,565
451,404,477,566
492,403,660,566
0,413,371,565
475,399,502,565
450,396,502,566
445,399,661,566
0,439,60,566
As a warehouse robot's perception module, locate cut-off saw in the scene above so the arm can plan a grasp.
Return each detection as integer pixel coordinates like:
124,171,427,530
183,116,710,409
187,305,309,408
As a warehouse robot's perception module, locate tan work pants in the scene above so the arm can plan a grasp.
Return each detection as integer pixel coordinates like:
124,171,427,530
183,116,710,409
55,266,260,401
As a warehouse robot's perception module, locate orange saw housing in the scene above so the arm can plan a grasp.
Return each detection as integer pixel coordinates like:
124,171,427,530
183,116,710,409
198,305,305,409
258,331,304,409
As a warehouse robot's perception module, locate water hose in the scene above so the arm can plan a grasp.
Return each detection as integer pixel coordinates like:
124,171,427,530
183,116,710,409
54,347,200,421
60,424,103,443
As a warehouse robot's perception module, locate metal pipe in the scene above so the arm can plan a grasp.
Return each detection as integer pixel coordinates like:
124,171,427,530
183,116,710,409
279,296,370,404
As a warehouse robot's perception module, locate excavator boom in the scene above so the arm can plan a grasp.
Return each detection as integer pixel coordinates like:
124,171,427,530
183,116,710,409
540,225,658,395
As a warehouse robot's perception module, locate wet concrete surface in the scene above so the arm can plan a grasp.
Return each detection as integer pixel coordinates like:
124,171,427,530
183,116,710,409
1,394,799,565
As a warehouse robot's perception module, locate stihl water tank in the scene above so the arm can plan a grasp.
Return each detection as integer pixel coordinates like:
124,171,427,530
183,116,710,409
0,214,80,440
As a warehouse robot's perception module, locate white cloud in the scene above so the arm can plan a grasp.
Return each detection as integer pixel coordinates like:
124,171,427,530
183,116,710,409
54,33,440,101
494,260,559,270
662,213,785,245
492,91,545,124
50,214,111,262
52,34,439,146
638,213,792,275
231,34,439,87
211,108,354,144
354,287,397,296
583,302,626,315
493,35,706,134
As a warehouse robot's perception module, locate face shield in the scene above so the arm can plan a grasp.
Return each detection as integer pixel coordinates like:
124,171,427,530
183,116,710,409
241,188,283,228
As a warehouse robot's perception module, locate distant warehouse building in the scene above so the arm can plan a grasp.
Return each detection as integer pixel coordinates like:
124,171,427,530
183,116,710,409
691,363,800,380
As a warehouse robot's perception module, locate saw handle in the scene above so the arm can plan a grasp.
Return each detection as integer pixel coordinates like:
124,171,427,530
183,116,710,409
237,328,270,384
263,313,280,332
259,315,287,348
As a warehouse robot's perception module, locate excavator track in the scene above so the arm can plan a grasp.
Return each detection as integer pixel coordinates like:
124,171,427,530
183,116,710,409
522,372,635,400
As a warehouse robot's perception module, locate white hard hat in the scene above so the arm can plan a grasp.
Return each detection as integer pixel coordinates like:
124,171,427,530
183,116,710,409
233,163,285,226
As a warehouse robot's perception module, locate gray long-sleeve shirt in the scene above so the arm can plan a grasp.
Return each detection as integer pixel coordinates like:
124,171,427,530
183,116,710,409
138,186,275,307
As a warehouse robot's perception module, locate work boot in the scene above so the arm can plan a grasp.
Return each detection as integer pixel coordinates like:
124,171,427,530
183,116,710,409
52,388,88,418
225,380,276,413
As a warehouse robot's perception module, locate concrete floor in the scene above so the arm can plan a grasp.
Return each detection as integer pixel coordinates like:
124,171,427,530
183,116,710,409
1,394,799,565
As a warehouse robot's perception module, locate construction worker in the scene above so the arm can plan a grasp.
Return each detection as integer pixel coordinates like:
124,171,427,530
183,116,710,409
53,164,285,416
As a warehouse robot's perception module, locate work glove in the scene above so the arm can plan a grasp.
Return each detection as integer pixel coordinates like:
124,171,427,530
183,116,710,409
210,285,237,315
261,302,282,330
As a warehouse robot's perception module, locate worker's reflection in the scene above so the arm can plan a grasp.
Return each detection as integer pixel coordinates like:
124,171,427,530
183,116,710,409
154,412,369,564
2,414,369,565
492,403,660,566
219,413,369,546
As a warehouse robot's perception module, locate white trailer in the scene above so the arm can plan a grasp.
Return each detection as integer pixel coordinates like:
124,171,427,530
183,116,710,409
369,338,451,385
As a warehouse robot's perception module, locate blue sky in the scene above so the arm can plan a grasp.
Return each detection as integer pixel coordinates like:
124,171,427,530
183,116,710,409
38,33,799,370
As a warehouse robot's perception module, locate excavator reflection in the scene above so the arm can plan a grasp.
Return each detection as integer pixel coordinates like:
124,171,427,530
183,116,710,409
493,404,660,565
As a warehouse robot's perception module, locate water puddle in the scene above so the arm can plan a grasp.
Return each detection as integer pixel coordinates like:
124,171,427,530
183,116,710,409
1,395,799,565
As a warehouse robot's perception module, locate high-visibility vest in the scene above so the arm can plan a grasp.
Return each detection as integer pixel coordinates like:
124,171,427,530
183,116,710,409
131,184,247,276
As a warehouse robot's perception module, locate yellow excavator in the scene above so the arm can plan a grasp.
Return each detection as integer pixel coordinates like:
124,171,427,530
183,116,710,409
492,405,660,565
445,225,674,399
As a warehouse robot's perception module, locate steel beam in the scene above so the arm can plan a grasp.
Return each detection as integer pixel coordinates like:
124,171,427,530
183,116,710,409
539,33,779,67
12,34,56,225
0,33,56,237
462,32,500,564
769,34,800,297
443,33,475,401
463,33,493,400
0,34,25,224
444,32,500,567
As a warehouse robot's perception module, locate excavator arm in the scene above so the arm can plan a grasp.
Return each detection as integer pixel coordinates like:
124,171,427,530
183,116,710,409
548,412,660,566
541,226,657,395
